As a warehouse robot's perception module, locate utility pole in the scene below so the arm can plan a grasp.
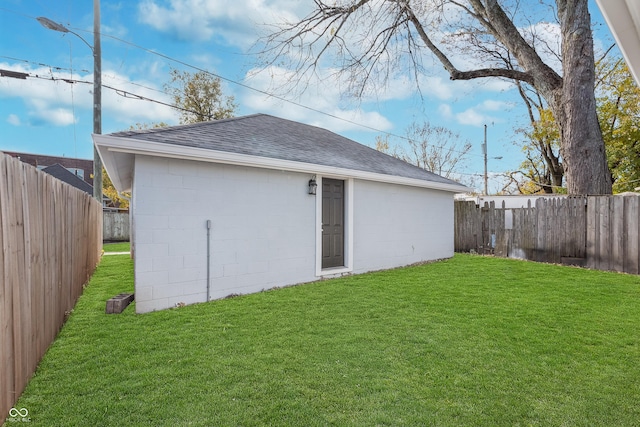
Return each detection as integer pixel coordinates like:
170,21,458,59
93,0,103,204
483,124,488,195
38,1,102,204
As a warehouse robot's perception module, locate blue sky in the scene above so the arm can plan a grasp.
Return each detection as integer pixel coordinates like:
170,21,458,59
0,0,616,193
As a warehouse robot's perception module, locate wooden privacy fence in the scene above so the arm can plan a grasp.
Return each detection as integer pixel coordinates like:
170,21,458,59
103,210,130,242
454,195,640,274
0,153,102,422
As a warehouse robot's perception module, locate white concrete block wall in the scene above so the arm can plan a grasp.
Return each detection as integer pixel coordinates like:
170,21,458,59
133,156,317,313
131,156,456,313
352,179,454,273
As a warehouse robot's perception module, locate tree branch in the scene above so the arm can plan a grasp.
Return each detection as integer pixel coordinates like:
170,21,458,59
450,67,534,83
400,3,534,84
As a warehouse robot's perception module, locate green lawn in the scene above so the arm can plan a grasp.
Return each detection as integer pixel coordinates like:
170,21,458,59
102,241,130,253
7,254,640,426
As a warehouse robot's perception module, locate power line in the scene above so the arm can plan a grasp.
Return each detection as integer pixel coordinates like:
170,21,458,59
10,70,495,163
2,67,498,187
0,55,89,74
103,72,168,97
2,70,200,117
3,8,398,136
5,52,484,160
1,55,170,103
101,33,488,159
103,32,402,134
1,9,485,160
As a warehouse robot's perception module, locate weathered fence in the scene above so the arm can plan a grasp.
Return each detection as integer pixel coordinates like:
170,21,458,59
0,153,102,422
103,210,130,242
455,195,640,274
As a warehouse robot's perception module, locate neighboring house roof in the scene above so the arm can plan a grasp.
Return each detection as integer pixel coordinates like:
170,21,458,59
94,114,469,193
596,0,640,85
42,163,94,194
2,150,94,186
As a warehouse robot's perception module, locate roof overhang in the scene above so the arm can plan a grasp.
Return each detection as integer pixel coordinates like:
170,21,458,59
596,0,640,86
93,134,470,194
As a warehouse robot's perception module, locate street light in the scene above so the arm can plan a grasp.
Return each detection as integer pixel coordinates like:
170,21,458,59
37,1,103,204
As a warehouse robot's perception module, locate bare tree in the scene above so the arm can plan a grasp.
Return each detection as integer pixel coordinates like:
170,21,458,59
375,122,471,180
402,122,472,179
261,0,611,195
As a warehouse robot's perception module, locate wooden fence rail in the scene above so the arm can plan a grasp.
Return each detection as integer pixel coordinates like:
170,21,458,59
0,153,102,422
454,195,640,275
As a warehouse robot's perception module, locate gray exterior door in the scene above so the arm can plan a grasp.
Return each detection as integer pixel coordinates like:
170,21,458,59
322,178,345,268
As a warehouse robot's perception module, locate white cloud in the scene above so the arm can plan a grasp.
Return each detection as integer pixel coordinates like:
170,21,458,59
242,65,393,133
420,76,454,100
0,62,178,130
455,108,485,127
0,79,79,127
30,106,77,127
138,0,304,47
453,98,513,127
480,99,510,111
438,104,453,119
7,114,21,126
138,0,216,42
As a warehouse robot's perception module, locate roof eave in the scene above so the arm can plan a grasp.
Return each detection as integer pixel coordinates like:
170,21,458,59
596,0,640,86
93,134,134,192
93,134,470,194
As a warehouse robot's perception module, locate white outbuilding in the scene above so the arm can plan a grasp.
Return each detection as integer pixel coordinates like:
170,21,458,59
94,114,468,313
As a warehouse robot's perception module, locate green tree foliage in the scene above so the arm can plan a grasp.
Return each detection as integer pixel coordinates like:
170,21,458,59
596,58,640,193
102,167,129,210
509,58,640,194
507,107,565,194
129,122,169,130
166,68,237,124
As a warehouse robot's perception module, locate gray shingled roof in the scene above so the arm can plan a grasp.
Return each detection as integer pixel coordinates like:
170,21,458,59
42,163,94,194
110,114,462,186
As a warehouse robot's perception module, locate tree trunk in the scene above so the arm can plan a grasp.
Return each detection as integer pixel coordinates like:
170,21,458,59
556,0,612,194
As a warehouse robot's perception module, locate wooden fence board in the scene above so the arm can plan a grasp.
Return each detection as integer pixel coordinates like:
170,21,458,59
10,158,27,404
0,156,14,421
0,153,102,421
541,198,552,262
103,211,130,241
599,197,611,271
586,196,598,269
455,195,639,275
574,197,587,259
627,196,640,274
612,196,624,273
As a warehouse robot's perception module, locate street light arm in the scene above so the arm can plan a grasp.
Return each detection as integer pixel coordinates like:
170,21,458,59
37,17,94,53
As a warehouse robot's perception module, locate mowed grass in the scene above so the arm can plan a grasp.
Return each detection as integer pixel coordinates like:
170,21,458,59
102,241,130,253
9,254,640,426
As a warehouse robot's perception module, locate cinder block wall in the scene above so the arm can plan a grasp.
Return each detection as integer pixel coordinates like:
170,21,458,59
352,180,454,273
132,156,317,313
131,156,457,313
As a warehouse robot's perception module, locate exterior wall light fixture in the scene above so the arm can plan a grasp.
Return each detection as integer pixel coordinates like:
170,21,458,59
308,176,317,195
